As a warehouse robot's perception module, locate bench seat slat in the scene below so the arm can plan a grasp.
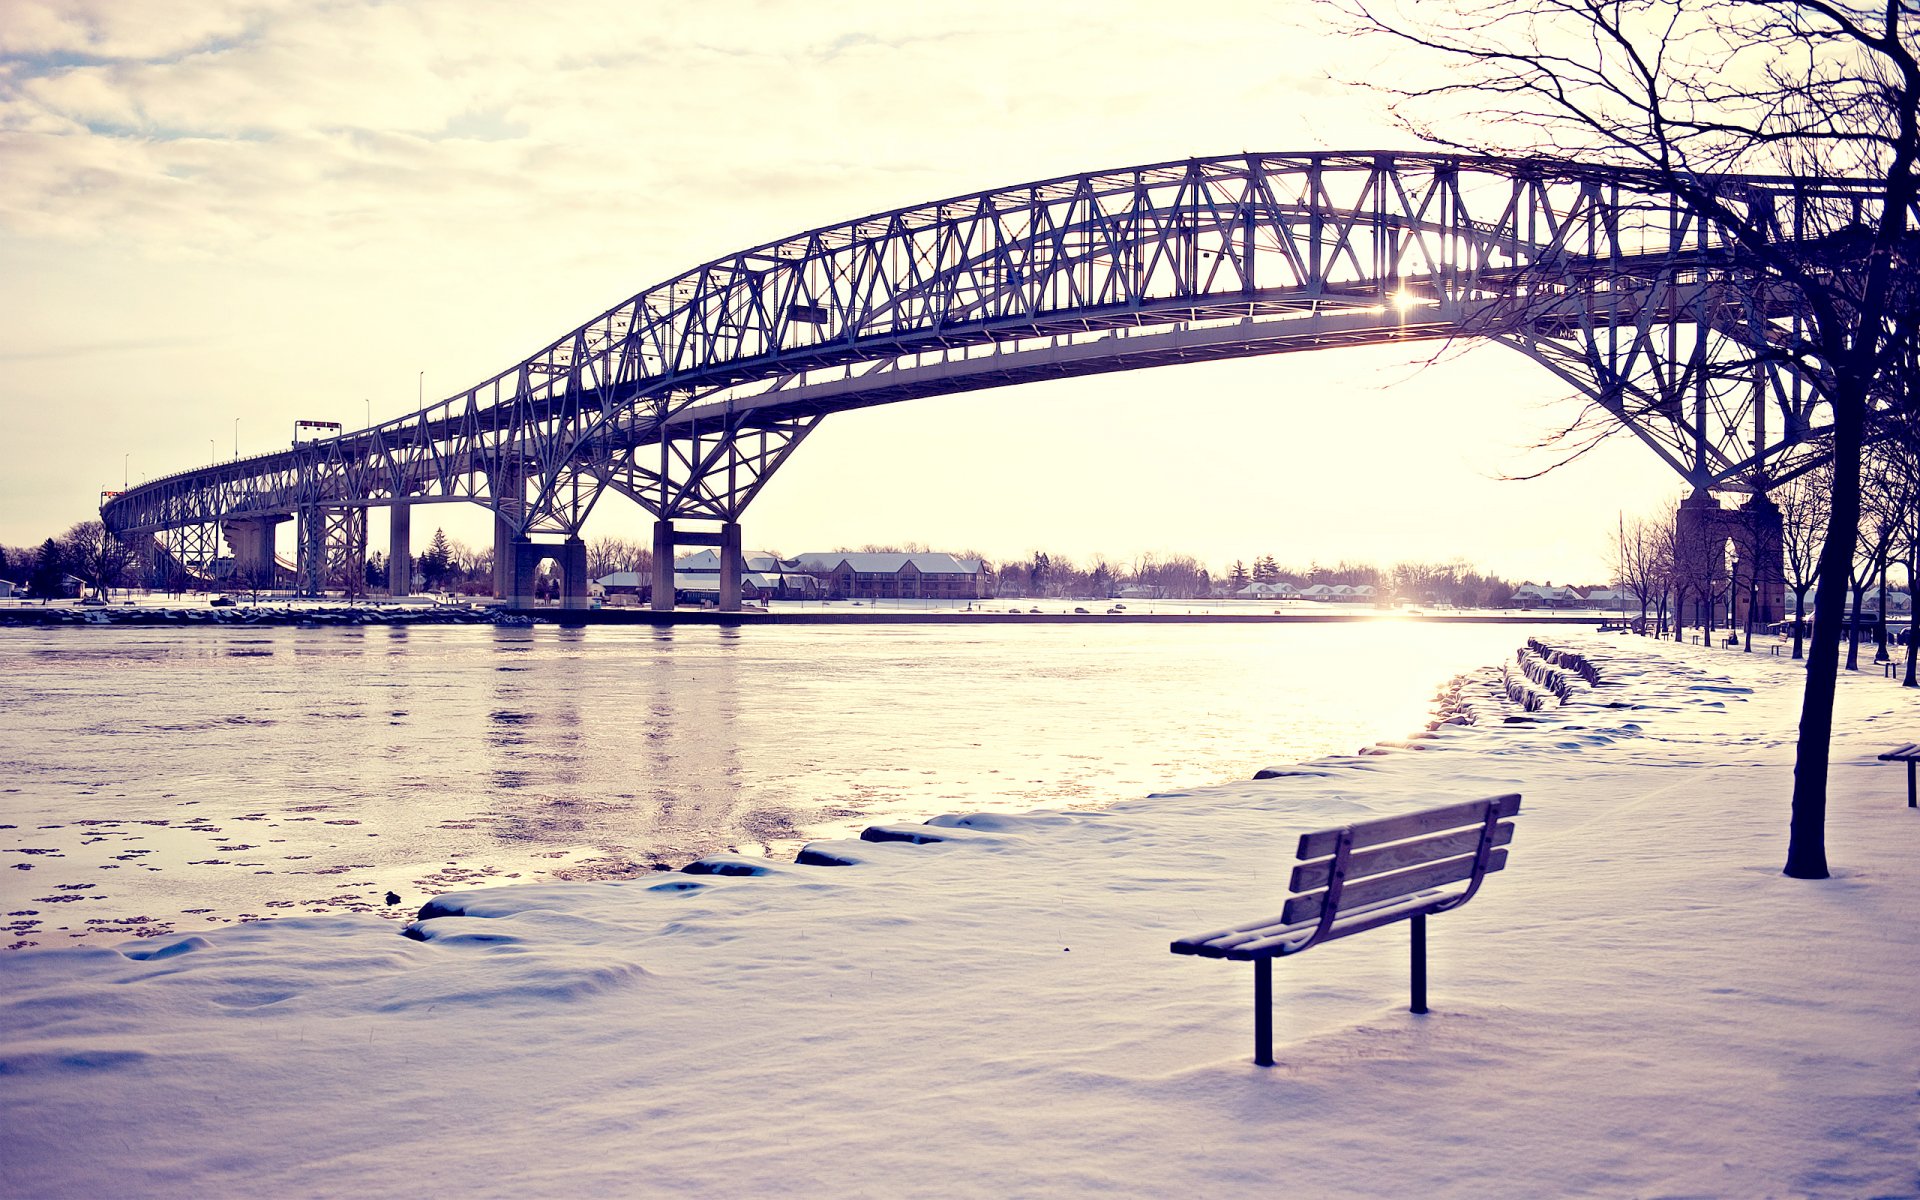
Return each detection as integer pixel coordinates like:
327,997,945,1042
1169,912,1295,954
1296,793,1520,858
1172,890,1444,958
1878,743,1920,761
1283,848,1507,926
1290,821,1514,893
1224,891,1451,960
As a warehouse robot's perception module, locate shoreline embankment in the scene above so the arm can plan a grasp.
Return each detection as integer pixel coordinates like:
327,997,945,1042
0,603,1617,628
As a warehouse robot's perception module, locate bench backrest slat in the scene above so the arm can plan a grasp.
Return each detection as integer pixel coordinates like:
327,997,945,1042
1282,848,1509,925
1289,821,1516,893
1296,793,1521,858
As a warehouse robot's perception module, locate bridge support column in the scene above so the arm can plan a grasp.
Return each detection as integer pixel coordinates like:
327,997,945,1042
561,537,589,611
222,515,284,592
1674,491,1784,636
296,508,366,598
719,521,742,612
652,520,676,612
1736,494,1783,632
494,513,515,601
506,538,542,610
388,504,411,597
489,462,524,602
1675,492,1719,632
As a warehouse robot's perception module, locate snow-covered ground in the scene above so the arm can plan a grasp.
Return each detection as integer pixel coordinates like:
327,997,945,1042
2,636,1914,1198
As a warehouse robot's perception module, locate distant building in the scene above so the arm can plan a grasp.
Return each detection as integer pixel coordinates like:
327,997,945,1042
669,550,824,603
1509,582,1584,608
1235,581,1297,599
0,578,16,599
789,552,989,600
1298,583,1374,603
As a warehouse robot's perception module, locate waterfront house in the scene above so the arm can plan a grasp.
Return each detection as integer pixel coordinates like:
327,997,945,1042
1510,581,1583,608
1235,581,1297,599
668,550,824,602
789,552,988,600
1582,586,1632,612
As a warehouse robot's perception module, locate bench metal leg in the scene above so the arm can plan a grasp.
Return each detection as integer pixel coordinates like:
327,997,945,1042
1411,912,1428,1014
1253,958,1273,1067
1909,761,1915,808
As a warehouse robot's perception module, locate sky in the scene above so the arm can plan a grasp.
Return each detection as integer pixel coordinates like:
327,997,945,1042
0,0,1690,583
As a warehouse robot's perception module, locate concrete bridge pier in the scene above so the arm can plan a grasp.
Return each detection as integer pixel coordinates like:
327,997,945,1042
652,520,676,611
502,536,591,611
488,463,524,602
505,538,539,610
221,515,285,591
1676,491,1784,632
388,503,411,597
561,537,589,611
718,521,742,612
651,519,744,612
494,513,515,601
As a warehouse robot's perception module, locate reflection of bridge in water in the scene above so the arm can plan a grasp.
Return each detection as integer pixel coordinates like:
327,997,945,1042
104,151,1862,613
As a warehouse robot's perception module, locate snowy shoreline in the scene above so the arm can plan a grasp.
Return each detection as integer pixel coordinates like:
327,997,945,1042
2,634,1915,1198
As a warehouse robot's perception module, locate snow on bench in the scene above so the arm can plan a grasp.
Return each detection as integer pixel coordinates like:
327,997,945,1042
1170,793,1521,1066
1877,743,1920,808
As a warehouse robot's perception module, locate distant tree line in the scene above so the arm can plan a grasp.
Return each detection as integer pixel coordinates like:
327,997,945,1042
4,519,1529,611
1,521,138,602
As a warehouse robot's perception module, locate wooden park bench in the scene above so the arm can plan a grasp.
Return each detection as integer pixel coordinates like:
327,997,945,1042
1877,744,1920,807
1170,794,1521,1066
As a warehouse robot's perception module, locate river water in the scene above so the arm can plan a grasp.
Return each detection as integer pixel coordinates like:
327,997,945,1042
0,619,1545,947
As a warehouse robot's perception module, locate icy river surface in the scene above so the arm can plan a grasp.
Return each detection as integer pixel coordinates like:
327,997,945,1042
0,620,1547,946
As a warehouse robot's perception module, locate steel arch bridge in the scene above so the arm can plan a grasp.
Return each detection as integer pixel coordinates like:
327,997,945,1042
102,150,1870,609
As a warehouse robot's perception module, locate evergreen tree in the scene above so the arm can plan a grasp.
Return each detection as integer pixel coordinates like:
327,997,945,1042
1229,560,1249,588
0,545,10,580
28,539,64,602
418,528,452,589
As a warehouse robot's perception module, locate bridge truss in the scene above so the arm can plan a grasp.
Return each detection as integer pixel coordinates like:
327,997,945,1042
103,151,1889,608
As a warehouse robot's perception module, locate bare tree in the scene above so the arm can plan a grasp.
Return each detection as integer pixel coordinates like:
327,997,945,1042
59,520,133,600
1848,451,1902,668
1343,0,1920,878
1777,464,1830,659
1615,510,1672,633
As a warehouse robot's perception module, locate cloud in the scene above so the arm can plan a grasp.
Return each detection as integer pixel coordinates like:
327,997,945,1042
0,0,1373,266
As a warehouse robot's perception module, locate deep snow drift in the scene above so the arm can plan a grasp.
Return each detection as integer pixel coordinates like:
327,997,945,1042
1,635,1915,1198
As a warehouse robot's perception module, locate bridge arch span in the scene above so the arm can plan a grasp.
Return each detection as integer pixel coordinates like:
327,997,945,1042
105,151,1859,608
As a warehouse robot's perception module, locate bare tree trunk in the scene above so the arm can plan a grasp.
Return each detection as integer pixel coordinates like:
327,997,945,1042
1793,588,1808,660
1876,555,1891,663
1847,580,1865,672
1788,392,1864,880
1910,515,1920,688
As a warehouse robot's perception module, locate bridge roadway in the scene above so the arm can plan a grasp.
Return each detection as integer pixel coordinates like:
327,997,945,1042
102,150,1863,610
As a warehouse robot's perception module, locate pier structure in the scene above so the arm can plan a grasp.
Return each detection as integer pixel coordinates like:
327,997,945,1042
105,151,1882,609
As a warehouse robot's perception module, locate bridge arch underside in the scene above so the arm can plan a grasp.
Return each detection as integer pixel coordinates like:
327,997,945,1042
106,151,1876,607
